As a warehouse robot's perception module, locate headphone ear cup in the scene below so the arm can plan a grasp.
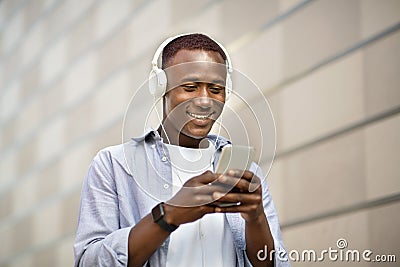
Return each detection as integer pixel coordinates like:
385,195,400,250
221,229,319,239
149,68,167,99
225,73,232,100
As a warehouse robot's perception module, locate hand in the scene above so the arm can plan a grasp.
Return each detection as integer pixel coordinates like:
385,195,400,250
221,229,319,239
211,170,264,223
163,170,227,226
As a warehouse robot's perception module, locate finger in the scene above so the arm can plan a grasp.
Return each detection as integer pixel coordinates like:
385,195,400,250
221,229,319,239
226,169,254,180
212,192,262,204
226,169,261,185
167,189,216,207
216,174,243,188
194,170,220,184
199,183,233,195
214,204,259,213
200,205,217,215
242,170,256,180
242,171,262,192
218,174,258,192
228,170,261,192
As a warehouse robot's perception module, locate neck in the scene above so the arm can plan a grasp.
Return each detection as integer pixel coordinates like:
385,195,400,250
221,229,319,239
158,123,205,149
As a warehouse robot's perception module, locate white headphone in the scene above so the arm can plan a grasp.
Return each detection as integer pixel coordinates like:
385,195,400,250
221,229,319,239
148,33,233,100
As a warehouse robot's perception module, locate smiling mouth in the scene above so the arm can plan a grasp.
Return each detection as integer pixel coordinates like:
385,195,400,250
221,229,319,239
186,111,215,120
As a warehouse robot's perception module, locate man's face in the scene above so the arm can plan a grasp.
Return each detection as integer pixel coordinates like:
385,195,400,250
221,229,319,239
163,49,227,142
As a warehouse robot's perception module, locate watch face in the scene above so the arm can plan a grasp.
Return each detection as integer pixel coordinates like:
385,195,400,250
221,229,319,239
152,203,165,222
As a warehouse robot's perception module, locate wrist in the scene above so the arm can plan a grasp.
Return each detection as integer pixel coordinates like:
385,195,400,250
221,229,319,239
151,203,179,233
162,203,180,226
245,211,266,225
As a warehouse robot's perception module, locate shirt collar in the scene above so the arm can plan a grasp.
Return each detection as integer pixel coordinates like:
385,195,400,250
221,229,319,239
131,127,161,142
131,127,230,150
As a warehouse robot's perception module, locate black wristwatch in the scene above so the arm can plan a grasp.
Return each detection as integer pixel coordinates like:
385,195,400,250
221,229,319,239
151,202,179,233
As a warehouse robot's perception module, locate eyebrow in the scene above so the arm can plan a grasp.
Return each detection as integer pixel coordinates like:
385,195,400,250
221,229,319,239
181,76,225,85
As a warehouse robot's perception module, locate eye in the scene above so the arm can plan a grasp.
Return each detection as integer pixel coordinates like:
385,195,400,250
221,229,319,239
209,85,224,94
182,84,197,91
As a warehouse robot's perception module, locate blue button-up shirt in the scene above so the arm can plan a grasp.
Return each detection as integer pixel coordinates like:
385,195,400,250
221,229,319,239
74,129,290,266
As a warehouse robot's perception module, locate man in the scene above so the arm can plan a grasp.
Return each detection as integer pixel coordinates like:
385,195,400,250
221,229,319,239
74,33,289,267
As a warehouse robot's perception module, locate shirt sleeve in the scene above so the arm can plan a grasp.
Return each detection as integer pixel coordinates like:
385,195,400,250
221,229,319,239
74,150,131,267
249,163,291,267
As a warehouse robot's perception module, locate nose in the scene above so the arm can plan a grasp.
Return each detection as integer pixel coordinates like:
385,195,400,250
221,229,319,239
192,87,212,109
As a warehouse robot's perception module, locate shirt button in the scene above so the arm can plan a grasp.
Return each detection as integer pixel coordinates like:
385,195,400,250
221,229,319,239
164,184,169,189
161,156,167,162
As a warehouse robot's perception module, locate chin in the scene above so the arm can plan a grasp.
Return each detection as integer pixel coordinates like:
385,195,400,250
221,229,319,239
182,126,212,140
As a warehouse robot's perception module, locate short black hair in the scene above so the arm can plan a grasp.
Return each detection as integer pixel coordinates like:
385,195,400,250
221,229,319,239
161,33,227,69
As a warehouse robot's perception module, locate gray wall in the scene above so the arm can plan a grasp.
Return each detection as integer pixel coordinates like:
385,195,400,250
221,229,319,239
0,0,399,266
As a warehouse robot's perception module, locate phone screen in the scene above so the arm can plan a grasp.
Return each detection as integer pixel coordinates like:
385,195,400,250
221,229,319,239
215,145,255,174
213,145,256,207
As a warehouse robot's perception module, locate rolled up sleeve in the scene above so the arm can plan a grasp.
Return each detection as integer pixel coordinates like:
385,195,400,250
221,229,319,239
250,163,291,267
74,150,131,267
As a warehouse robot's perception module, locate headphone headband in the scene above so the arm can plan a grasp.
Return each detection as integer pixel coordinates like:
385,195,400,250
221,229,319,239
151,33,232,73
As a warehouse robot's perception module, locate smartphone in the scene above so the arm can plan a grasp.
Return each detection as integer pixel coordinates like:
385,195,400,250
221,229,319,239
213,145,255,208
215,145,255,174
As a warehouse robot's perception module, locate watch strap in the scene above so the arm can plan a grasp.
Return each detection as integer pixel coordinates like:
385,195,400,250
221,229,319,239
151,203,179,233
156,216,179,233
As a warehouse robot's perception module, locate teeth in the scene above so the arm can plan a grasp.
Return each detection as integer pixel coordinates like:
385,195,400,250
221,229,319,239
187,112,212,120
